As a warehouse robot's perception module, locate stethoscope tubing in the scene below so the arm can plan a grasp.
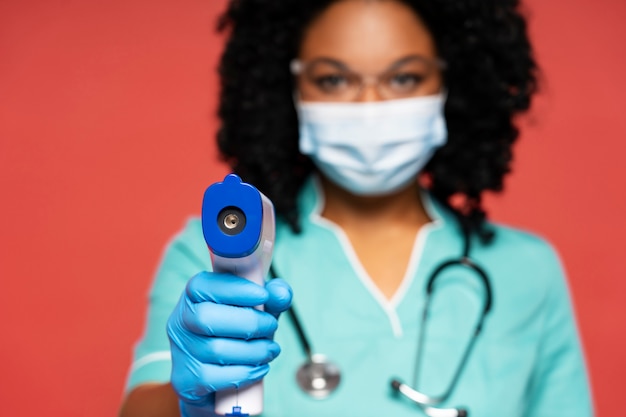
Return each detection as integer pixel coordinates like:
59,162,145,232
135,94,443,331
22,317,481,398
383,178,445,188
269,221,493,416
412,254,493,403
269,265,313,358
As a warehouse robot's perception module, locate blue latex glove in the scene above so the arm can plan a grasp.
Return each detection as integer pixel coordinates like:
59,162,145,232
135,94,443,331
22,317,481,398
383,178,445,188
167,271,293,417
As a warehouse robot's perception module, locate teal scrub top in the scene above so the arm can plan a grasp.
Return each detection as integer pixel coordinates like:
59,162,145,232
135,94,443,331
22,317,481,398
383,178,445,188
126,177,593,417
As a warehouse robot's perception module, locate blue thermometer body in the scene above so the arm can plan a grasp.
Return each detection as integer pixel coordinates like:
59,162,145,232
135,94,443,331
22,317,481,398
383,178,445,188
202,174,276,416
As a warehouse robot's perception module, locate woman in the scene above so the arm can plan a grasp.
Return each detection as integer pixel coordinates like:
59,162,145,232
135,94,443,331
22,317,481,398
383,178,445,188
120,1,593,416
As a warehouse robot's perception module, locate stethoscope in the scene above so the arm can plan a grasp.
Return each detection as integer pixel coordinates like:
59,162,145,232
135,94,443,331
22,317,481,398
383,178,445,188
269,223,493,417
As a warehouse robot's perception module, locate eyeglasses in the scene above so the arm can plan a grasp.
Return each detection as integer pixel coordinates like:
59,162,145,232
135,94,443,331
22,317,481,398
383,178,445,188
291,55,446,102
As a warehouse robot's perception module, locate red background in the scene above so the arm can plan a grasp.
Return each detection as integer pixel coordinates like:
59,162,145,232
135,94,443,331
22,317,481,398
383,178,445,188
0,1,624,416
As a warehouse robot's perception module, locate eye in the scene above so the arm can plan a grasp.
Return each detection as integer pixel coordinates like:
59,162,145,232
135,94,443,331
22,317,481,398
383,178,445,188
387,72,425,92
312,74,350,92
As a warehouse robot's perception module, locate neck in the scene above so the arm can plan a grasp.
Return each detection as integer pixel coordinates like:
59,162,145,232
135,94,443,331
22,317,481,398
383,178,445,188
318,175,431,230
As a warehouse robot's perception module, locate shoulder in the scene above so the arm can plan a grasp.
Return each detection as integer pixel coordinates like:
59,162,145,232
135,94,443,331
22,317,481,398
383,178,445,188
473,224,577,336
169,216,205,249
484,222,563,270
152,216,212,288
168,215,210,265
426,194,562,272
474,222,572,309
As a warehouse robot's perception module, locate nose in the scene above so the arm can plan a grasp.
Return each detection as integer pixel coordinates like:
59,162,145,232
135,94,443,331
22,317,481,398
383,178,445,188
354,76,385,102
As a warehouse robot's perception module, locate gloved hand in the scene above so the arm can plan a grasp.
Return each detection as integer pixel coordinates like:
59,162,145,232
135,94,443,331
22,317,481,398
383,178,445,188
167,271,293,417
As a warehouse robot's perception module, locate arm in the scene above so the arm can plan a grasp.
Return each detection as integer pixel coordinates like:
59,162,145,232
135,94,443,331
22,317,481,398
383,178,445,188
119,383,180,417
120,220,207,417
524,247,594,417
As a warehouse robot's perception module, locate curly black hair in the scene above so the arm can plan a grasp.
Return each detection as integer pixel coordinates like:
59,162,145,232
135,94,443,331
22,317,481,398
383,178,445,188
216,0,538,242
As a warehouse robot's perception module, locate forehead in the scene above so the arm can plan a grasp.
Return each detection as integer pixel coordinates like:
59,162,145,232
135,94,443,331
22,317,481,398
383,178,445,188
298,0,437,71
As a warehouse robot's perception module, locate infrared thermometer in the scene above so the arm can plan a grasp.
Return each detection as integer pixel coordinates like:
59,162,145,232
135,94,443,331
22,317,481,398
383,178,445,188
201,173,275,416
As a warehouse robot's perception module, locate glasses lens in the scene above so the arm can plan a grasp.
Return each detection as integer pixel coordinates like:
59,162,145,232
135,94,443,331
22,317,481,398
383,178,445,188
379,56,437,99
298,60,360,101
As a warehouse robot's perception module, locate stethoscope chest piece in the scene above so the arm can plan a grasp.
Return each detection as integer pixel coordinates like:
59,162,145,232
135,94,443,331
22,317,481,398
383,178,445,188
296,354,341,399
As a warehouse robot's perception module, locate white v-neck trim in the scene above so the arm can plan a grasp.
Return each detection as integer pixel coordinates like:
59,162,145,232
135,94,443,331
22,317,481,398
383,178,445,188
307,177,442,338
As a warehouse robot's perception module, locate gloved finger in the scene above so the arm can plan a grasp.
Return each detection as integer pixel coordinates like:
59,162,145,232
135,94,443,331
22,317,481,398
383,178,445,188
265,278,293,318
186,271,268,307
171,343,269,401
198,363,270,392
183,301,278,339
186,337,281,366
174,363,270,398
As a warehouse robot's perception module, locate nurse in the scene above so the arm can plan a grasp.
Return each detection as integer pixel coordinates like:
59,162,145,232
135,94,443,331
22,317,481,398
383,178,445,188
120,1,593,416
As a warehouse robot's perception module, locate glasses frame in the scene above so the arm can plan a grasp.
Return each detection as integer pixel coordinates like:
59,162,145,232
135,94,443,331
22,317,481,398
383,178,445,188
290,55,447,101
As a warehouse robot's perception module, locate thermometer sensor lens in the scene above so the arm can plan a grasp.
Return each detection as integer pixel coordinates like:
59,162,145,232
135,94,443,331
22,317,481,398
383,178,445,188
218,206,247,236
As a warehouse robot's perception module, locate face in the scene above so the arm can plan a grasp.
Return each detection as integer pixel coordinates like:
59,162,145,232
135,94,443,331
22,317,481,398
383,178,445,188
296,0,443,102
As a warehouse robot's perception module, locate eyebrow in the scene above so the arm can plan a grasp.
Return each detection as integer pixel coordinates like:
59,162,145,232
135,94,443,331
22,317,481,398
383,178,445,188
388,54,434,70
300,54,436,73
302,57,351,71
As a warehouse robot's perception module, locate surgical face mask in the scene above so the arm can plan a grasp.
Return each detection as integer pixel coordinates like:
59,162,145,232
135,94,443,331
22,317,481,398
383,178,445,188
296,94,448,196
